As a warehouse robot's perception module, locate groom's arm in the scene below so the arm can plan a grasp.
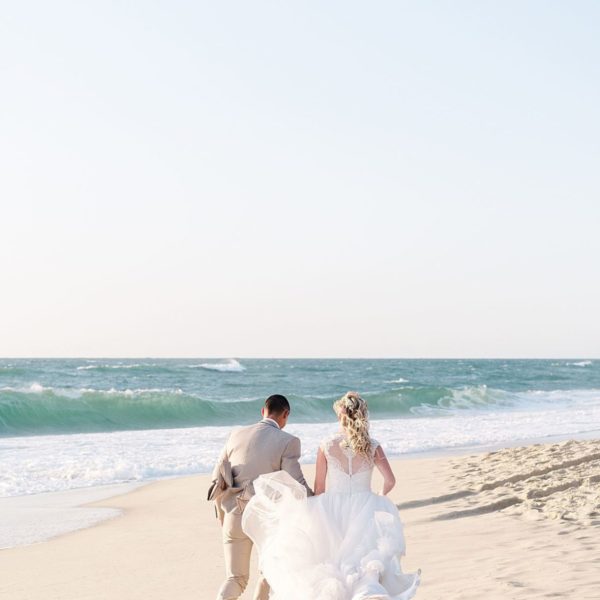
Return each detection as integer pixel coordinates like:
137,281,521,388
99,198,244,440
282,436,314,496
211,442,228,482
208,437,233,524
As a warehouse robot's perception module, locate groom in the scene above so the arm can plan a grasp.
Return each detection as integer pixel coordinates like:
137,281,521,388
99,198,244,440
210,394,312,600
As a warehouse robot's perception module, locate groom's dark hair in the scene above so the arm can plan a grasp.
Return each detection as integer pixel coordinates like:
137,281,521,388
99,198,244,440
264,394,290,415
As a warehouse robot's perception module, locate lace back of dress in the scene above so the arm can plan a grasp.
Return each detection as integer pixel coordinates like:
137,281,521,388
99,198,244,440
322,434,378,494
325,438,371,475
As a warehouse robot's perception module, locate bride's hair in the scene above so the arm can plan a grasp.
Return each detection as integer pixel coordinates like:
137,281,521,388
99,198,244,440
333,391,372,458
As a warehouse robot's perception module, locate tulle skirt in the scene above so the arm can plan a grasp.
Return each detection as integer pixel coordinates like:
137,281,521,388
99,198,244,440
242,471,421,600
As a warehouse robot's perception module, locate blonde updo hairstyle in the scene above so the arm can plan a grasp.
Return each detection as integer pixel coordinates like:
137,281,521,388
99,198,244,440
333,391,372,458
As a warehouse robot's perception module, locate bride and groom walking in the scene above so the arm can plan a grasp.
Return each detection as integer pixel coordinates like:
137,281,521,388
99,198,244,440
210,392,420,600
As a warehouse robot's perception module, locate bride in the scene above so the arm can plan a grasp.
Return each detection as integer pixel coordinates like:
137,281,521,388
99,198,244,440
242,391,421,600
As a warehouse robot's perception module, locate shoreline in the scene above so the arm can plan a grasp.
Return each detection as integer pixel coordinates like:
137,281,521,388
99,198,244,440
3,428,600,550
0,482,144,550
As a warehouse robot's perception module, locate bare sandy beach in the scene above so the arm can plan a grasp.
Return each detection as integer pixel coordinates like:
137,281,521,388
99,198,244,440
1,439,599,600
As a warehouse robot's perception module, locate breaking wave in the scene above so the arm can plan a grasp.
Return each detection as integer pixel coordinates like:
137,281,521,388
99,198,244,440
1,382,599,437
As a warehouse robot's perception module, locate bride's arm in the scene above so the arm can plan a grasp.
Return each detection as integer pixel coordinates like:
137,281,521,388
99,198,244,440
374,445,396,495
314,448,328,495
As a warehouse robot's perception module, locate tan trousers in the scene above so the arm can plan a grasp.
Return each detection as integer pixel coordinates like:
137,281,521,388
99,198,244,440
216,511,270,600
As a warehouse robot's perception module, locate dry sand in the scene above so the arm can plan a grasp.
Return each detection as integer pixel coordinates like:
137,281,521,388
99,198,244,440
1,439,599,599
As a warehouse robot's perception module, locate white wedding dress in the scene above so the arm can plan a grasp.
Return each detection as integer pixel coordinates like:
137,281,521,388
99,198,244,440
242,434,421,600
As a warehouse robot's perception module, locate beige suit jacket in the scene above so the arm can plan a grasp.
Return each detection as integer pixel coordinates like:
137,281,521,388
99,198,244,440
211,419,312,516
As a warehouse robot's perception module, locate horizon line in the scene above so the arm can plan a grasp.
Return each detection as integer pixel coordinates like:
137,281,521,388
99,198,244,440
1,356,597,361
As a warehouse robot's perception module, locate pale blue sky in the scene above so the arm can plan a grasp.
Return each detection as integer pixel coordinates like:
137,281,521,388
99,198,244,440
1,2,599,357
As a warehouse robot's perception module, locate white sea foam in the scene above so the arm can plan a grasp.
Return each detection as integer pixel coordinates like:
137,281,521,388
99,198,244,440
385,378,409,384
568,360,593,367
194,359,246,372
0,427,229,498
1,382,47,394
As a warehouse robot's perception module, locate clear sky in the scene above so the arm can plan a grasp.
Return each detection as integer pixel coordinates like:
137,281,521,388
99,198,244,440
1,2,599,358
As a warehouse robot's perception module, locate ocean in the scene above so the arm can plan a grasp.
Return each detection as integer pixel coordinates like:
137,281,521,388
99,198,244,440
2,358,600,498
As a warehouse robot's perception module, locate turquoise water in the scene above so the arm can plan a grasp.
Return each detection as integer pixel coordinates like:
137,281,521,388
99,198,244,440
1,358,599,436
2,358,599,497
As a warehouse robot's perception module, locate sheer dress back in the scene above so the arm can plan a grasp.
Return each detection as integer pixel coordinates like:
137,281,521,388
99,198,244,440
322,434,378,495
